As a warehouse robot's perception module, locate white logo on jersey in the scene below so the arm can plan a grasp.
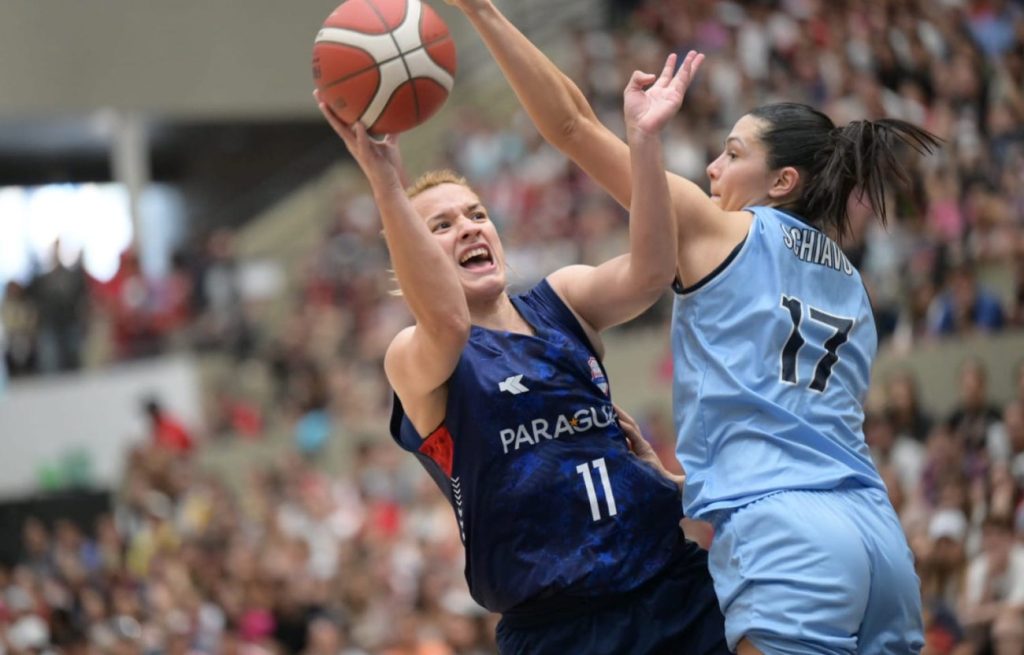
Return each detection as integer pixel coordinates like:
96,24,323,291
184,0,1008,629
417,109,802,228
498,374,529,395
451,476,465,542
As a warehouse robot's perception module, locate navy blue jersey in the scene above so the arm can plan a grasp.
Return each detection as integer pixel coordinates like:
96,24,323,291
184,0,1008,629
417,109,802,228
390,279,684,613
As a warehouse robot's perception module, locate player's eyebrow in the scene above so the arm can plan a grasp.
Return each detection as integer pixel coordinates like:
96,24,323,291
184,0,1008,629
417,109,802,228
426,203,483,224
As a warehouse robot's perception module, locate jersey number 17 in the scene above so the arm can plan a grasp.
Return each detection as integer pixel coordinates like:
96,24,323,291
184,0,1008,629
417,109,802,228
779,295,855,392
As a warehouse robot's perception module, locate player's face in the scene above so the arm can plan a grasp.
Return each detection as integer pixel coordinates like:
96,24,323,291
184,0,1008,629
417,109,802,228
706,114,776,211
412,183,507,301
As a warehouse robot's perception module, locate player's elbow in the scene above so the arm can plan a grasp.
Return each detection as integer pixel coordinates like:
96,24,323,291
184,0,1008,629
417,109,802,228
631,265,677,296
536,115,581,149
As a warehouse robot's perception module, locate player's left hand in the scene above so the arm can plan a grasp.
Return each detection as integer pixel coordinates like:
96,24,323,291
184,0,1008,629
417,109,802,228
623,50,704,137
615,404,685,491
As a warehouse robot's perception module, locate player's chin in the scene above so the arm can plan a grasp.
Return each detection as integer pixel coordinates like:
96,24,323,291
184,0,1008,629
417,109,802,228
462,272,506,299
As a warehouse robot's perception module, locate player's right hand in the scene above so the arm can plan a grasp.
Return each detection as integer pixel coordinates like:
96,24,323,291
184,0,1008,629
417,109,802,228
315,90,406,191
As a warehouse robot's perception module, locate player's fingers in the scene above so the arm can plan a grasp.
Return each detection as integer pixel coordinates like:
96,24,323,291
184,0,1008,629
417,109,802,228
314,93,347,133
688,53,706,81
656,52,678,86
614,405,647,449
352,121,376,153
317,100,354,143
672,51,693,84
677,51,704,86
613,403,638,428
626,70,656,92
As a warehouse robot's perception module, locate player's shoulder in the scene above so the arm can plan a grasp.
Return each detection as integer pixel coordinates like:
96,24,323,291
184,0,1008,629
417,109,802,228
545,264,594,297
383,325,418,377
387,324,417,352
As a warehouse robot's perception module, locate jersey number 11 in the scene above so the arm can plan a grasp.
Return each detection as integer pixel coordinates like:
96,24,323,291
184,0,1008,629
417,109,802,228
576,457,618,521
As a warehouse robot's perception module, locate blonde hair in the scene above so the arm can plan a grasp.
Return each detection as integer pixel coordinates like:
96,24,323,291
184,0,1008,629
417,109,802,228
385,170,475,297
405,169,473,199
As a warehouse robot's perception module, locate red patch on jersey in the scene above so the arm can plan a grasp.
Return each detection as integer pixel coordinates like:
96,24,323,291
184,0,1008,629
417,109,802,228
419,425,454,477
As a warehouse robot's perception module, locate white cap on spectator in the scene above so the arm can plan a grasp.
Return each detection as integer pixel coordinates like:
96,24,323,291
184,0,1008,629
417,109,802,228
929,509,968,542
8,614,49,650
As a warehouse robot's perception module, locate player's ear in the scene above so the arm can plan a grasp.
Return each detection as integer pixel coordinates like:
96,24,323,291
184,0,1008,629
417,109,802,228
768,166,800,200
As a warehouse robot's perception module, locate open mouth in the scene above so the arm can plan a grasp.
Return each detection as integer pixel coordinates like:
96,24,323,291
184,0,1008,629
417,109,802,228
458,245,495,270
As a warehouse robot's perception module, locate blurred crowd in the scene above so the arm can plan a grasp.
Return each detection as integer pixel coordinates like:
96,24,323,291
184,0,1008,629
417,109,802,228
3,0,1024,654
0,441,495,655
868,358,1024,655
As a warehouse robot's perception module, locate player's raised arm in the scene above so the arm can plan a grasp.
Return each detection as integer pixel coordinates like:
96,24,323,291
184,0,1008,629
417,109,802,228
316,93,469,408
446,0,745,274
549,53,697,332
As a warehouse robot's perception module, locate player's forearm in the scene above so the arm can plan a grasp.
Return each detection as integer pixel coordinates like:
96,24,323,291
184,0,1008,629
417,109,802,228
626,130,677,290
457,1,597,147
375,188,470,330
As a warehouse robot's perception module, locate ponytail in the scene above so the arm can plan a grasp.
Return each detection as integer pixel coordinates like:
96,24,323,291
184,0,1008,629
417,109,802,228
748,103,941,241
801,119,941,240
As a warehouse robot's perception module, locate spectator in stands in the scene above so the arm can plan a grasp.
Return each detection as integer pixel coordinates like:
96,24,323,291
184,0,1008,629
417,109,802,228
1,281,38,377
960,514,1024,655
1002,399,1024,489
928,259,1006,337
1011,260,1024,327
946,358,1005,460
28,241,89,373
919,508,970,655
94,249,161,361
866,411,927,501
886,369,935,443
142,397,195,455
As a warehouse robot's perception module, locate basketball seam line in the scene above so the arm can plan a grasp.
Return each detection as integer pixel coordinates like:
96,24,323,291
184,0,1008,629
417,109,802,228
320,36,448,90
358,0,417,125
357,0,421,125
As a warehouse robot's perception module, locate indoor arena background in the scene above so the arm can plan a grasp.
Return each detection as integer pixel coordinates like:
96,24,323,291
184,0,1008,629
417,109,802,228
1,1,1023,654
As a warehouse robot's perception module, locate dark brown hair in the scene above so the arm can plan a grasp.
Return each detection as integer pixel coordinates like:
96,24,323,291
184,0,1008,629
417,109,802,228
748,103,941,240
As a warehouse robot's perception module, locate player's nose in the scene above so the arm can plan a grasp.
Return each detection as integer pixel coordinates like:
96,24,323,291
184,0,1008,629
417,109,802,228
457,217,482,239
706,159,720,181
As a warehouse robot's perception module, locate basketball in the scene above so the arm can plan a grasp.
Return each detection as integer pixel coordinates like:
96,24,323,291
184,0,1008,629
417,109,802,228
312,0,457,136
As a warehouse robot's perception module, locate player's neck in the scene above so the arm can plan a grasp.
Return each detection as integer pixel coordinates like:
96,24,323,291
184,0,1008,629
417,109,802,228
469,293,534,336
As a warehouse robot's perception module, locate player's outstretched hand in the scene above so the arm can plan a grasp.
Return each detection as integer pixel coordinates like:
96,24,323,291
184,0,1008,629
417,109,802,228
615,404,685,492
315,90,408,190
623,50,704,137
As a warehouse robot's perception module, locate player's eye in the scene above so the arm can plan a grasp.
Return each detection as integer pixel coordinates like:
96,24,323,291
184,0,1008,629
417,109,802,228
471,211,487,221
430,221,451,233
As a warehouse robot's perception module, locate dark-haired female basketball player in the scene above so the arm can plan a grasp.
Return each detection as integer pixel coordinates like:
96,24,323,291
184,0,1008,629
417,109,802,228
447,0,940,652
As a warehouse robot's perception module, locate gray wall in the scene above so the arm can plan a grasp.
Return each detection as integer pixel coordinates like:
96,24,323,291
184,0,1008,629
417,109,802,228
0,0,594,120
0,0,375,118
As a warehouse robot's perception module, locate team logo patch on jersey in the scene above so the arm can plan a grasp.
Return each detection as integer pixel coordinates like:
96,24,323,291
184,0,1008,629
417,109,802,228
498,374,529,395
588,357,609,396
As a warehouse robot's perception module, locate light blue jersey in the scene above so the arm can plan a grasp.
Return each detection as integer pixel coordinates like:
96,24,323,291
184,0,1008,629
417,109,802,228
671,206,922,653
671,205,885,521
